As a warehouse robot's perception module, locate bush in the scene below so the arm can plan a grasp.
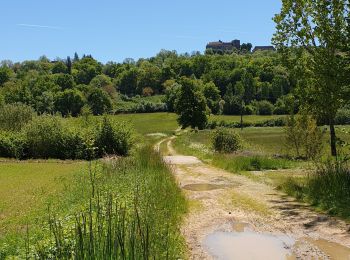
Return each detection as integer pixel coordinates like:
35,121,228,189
55,89,85,116
0,103,35,131
245,105,255,115
95,117,133,157
87,87,113,115
285,114,323,159
280,159,350,218
0,115,134,160
335,109,350,125
0,131,27,159
252,100,274,115
273,98,288,115
24,116,69,159
212,128,241,153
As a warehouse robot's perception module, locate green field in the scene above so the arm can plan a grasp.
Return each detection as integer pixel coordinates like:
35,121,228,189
1,113,349,257
0,161,85,256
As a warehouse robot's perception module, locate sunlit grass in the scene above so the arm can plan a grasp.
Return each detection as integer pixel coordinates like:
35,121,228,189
0,161,86,256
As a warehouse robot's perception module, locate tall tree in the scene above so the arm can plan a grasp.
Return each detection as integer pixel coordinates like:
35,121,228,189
174,77,208,130
202,82,221,114
273,0,350,156
66,56,72,75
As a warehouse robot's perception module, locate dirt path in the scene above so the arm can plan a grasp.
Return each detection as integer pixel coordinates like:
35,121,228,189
161,138,350,259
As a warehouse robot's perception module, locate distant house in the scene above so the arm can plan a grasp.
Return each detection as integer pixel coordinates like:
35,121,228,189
252,46,276,52
206,39,241,52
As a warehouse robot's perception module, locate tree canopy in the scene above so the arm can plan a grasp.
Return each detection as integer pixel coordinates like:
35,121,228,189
273,0,350,156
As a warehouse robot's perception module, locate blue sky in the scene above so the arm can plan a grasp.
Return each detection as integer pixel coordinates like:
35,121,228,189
1,0,281,63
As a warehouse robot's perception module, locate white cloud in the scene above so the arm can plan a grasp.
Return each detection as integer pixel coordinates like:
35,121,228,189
17,23,63,30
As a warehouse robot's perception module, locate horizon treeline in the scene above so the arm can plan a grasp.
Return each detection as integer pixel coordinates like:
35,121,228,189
0,50,298,116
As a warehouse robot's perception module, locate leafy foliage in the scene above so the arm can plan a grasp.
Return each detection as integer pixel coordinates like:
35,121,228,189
0,103,35,131
212,128,241,153
273,0,350,156
0,115,133,160
0,50,300,117
174,78,208,129
285,114,323,159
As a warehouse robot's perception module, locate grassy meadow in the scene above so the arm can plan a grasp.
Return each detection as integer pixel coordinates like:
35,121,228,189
1,112,349,257
0,161,86,256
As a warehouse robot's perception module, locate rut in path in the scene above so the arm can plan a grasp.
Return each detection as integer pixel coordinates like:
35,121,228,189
160,137,350,259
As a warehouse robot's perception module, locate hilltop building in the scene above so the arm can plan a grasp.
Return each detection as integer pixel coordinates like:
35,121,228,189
206,39,241,52
206,39,275,53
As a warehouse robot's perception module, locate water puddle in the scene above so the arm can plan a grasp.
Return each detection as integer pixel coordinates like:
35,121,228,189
304,238,350,259
204,222,350,259
182,183,233,191
204,225,295,260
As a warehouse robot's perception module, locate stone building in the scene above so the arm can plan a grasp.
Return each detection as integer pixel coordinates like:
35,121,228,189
206,39,241,52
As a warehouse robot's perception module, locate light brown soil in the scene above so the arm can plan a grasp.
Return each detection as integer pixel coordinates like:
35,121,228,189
161,138,350,259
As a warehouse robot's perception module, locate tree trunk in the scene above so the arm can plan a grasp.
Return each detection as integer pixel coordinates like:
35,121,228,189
329,118,337,157
240,100,244,131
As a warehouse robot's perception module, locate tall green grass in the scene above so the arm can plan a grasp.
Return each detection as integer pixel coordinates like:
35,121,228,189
2,146,187,259
173,130,294,173
279,159,350,219
211,154,293,172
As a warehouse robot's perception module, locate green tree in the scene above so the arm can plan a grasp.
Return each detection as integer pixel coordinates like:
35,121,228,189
72,57,102,85
271,74,290,102
87,87,112,115
174,78,208,129
55,89,85,116
52,61,68,74
89,74,113,88
116,68,138,96
55,73,75,90
241,70,255,103
164,81,181,112
273,0,350,156
66,56,72,75
0,66,11,86
137,61,162,94
203,82,221,114
223,84,241,115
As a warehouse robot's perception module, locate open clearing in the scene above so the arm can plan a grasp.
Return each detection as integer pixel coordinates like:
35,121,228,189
160,137,350,259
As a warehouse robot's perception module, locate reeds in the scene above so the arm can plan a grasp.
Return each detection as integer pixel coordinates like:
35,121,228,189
30,146,187,259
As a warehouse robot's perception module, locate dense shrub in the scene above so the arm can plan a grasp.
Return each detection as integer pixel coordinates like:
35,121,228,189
0,131,27,159
245,105,255,115
0,115,134,160
24,116,72,159
252,100,274,115
273,98,288,115
55,89,85,116
206,117,286,129
0,103,35,131
212,128,241,153
87,87,113,115
335,109,350,125
95,117,133,156
254,117,286,127
285,114,323,159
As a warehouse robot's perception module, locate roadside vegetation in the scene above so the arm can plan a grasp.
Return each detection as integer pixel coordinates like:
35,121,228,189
0,144,187,259
1,1,350,256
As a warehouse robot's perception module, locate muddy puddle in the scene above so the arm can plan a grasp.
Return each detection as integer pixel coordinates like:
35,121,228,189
204,222,350,259
303,237,350,259
204,222,295,260
182,183,234,191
